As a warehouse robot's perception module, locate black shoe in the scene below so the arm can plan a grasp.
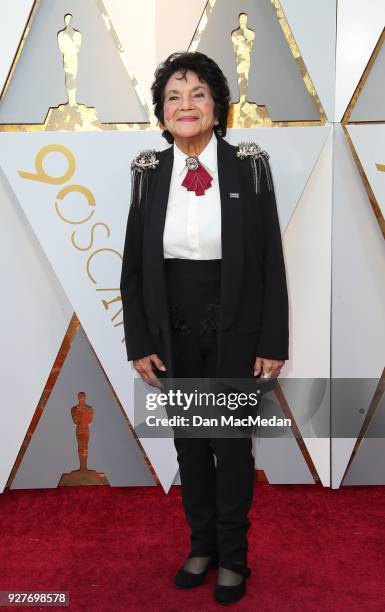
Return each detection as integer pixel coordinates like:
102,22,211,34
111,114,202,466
214,563,251,605
174,553,218,589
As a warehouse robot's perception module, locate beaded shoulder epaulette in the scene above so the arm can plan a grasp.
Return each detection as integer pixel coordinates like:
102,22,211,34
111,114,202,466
130,149,159,209
236,141,274,194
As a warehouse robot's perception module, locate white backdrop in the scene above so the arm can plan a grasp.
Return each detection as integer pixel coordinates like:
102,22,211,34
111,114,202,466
0,0,384,492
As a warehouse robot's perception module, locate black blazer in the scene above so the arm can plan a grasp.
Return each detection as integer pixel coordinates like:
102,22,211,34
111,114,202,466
120,135,289,378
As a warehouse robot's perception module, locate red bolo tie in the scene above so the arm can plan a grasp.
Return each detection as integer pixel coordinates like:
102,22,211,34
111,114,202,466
182,156,213,196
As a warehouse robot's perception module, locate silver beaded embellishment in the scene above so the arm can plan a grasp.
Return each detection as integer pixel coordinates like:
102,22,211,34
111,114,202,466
132,149,159,171
236,141,273,194
130,149,159,208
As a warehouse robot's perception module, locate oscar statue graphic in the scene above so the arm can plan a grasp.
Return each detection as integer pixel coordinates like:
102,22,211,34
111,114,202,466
229,12,271,127
45,13,100,129
58,391,109,486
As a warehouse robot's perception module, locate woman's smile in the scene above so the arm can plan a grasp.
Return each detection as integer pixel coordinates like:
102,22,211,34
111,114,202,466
177,116,199,122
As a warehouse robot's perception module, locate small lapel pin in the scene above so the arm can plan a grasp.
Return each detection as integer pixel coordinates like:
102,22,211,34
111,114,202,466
229,192,239,199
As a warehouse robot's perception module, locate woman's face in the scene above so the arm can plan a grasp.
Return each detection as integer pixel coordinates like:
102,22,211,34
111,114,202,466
162,70,218,142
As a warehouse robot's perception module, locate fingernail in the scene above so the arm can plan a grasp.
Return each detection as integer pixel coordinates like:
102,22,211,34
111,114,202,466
160,366,166,371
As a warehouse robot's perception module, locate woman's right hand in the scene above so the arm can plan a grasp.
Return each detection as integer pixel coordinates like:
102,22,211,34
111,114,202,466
132,353,167,389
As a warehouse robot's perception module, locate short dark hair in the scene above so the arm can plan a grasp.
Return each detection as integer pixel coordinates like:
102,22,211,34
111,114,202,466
151,51,231,143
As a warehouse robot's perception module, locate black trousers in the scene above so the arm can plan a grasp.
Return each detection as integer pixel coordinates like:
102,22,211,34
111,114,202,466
164,258,255,568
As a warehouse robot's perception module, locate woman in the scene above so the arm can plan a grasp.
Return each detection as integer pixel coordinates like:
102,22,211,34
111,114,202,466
120,51,289,605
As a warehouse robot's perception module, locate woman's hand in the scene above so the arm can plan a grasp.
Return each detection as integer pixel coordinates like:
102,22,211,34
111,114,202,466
253,356,285,379
133,353,167,389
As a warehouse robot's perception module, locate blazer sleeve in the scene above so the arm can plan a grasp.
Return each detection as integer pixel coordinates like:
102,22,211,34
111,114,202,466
255,158,289,361
119,196,156,362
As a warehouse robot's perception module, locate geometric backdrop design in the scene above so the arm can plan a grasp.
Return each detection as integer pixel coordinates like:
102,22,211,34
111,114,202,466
2,0,385,491
342,387,385,485
0,160,73,493
0,127,329,491
0,0,148,124
195,0,321,120
0,0,34,99
10,326,155,489
335,0,385,122
346,125,385,220
332,5,385,485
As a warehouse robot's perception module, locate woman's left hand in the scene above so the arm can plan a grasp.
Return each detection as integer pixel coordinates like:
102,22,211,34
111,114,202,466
253,356,285,379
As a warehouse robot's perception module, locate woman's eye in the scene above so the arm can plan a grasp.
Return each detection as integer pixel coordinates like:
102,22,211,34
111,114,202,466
168,96,178,101
194,92,205,98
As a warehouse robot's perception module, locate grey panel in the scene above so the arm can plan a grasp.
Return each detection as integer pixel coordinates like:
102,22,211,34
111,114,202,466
254,380,329,483
343,392,385,485
196,0,319,120
172,471,181,485
279,379,330,439
332,379,379,439
255,438,315,484
350,40,385,122
11,327,155,489
343,440,385,485
253,395,315,484
0,0,147,123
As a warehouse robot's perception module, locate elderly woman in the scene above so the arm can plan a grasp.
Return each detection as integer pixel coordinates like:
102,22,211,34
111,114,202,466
120,51,289,605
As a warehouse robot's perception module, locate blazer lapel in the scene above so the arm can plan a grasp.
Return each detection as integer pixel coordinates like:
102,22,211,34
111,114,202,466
217,136,244,330
144,145,174,324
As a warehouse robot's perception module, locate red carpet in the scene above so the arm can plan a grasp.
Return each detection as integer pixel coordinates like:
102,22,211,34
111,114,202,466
0,483,384,611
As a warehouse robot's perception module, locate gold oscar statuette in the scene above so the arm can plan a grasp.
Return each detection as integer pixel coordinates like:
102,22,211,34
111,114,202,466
229,12,271,128
45,13,100,130
58,391,109,486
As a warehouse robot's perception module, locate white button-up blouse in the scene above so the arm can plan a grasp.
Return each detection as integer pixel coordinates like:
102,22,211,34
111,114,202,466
163,131,222,260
